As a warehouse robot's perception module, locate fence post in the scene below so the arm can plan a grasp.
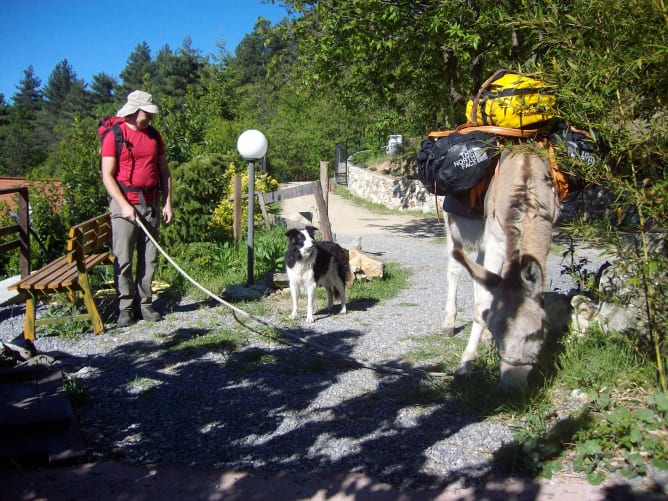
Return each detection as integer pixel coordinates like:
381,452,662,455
233,175,241,241
18,188,29,277
320,161,329,208
313,181,332,241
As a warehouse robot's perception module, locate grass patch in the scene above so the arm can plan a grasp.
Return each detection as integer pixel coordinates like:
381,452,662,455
403,322,667,484
167,329,247,355
347,261,409,302
228,347,278,371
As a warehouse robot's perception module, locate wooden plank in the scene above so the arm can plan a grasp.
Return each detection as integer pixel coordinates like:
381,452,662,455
0,223,21,239
261,182,316,204
0,238,21,254
257,194,271,229
9,255,70,289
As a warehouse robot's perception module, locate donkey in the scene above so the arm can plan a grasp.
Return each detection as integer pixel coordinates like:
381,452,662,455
447,150,560,393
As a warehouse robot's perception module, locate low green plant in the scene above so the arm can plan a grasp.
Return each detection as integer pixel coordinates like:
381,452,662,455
559,236,600,292
504,327,666,483
570,389,668,483
37,300,90,339
157,224,287,300
63,374,90,405
228,347,278,371
253,224,287,274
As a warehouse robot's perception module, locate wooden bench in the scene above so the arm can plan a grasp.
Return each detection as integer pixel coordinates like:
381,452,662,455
8,213,115,341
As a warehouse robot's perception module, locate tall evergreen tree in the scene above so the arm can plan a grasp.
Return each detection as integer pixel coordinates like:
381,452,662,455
0,67,46,176
11,66,43,111
42,59,89,119
153,38,207,105
230,18,274,85
89,72,118,110
119,42,154,97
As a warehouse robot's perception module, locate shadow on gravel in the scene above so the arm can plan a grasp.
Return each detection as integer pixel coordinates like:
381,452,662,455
1,309,558,499
359,217,445,240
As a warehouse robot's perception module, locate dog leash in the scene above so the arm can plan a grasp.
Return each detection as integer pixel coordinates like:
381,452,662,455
134,215,436,379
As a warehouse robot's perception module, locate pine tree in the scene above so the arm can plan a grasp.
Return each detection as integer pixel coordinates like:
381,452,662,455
0,67,46,176
119,42,154,98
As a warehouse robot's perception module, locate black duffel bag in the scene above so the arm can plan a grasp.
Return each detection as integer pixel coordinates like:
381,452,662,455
417,130,498,196
549,121,606,166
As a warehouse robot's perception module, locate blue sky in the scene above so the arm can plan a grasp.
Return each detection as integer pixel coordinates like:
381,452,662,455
0,0,292,102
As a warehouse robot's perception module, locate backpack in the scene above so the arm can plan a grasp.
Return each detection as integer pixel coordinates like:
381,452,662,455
97,116,127,162
466,69,556,129
549,121,606,166
417,130,498,196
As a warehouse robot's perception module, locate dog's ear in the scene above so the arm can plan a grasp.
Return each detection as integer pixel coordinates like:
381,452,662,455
285,229,299,238
305,225,318,238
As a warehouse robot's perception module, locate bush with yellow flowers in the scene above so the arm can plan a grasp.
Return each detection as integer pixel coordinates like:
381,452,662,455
209,166,280,240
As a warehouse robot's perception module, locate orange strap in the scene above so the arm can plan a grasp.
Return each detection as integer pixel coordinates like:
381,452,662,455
428,123,543,140
545,142,569,202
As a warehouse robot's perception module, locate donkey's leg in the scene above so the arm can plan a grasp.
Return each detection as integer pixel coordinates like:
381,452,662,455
443,214,460,336
456,221,504,374
444,213,485,336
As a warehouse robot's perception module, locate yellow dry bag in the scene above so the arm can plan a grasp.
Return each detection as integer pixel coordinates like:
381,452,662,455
466,69,556,129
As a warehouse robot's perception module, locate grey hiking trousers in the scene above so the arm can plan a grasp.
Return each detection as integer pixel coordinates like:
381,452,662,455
110,199,160,313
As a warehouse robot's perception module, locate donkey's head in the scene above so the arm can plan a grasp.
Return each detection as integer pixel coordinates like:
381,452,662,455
452,248,547,393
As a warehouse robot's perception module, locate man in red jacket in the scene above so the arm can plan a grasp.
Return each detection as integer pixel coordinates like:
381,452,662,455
101,90,173,327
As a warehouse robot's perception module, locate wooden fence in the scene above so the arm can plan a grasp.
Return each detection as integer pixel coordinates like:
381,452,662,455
0,187,30,278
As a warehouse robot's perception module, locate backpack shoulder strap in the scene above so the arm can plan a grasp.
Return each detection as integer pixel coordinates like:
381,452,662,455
145,125,160,141
112,124,124,160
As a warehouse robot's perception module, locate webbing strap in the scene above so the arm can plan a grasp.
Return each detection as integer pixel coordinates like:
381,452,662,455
428,123,543,140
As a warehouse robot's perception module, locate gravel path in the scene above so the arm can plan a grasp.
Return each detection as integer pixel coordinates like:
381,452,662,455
0,193,614,496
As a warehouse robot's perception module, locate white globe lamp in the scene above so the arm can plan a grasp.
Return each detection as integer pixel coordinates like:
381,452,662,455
237,129,268,160
236,129,268,286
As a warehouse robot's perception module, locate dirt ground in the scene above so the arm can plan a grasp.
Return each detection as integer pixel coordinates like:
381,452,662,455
279,183,427,236
3,188,640,500
5,460,612,501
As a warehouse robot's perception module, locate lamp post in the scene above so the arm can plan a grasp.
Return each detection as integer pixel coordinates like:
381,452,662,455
236,129,268,286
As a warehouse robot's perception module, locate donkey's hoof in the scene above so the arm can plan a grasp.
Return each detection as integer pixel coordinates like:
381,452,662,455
455,361,474,376
443,327,457,337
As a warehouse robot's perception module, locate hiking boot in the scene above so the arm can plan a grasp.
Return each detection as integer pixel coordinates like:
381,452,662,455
140,305,161,322
117,310,136,327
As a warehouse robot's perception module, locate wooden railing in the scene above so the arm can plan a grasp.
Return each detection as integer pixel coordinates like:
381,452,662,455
0,187,30,278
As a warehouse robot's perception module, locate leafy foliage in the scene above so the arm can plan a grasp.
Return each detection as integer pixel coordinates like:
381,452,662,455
209,167,279,241
160,154,233,249
54,115,109,223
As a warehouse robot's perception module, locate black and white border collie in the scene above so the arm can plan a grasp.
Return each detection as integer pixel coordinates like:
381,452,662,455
284,226,350,323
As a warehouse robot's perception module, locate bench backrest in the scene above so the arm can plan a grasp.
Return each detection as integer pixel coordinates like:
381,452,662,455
66,213,112,268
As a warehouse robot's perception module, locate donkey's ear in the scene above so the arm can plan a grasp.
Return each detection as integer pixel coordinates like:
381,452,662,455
520,255,544,299
452,248,502,289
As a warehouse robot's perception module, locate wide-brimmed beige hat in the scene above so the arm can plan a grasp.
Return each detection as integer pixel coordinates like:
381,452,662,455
117,90,160,117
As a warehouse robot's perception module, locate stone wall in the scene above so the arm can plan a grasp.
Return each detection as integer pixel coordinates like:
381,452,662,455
344,163,616,223
345,164,436,213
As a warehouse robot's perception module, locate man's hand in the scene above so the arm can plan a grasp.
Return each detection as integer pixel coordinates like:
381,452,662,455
162,205,173,224
121,204,136,222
